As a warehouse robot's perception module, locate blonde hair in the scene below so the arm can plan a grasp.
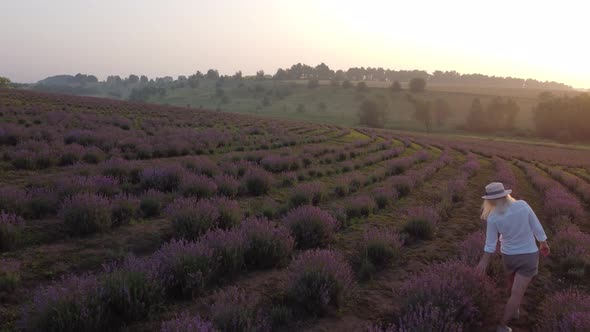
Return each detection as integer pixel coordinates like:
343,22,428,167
481,194,516,220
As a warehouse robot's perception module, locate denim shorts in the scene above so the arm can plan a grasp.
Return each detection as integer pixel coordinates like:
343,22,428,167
502,251,539,277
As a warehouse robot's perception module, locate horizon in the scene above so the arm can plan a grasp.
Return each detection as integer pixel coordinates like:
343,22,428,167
2,0,589,88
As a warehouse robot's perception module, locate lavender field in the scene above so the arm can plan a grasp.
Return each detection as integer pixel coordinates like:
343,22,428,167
1,89,589,331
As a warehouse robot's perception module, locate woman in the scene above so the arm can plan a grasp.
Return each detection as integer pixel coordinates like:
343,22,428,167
475,182,550,332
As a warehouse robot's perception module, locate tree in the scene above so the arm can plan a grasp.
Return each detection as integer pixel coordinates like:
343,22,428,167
409,78,426,92
391,81,402,92
466,98,486,131
128,74,139,84
342,80,352,88
433,98,451,127
206,69,219,80
358,95,389,128
356,81,368,92
233,71,242,80
140,75,149,83
308,79,319,89
412,99,432,132
256,70,265,81
330,79,340,87
0,77,12,88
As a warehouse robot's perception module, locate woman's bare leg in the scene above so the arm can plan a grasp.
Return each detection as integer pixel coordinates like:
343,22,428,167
501,273,533,326
506,272,515,295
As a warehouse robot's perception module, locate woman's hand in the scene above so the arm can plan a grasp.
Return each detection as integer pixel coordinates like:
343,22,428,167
475,260,488,276
540,241,550,257
475,252,492,276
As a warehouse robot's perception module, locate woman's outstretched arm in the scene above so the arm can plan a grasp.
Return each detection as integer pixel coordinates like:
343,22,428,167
476,219,499,274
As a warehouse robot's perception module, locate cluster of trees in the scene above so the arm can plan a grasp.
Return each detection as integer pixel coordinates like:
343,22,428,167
272,63,571,90
0,76,11,88
465,97,520,132
274,63,429,83
407,96,452,132
358,95,390,128
533,93,590,142
429,70,570,89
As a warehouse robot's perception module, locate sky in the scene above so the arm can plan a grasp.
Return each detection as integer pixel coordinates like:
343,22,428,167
1,0,589,88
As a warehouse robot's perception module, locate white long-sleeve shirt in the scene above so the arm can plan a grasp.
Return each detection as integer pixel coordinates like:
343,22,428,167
484,200,547,255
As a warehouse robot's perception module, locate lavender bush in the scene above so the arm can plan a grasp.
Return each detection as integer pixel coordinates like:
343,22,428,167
390,176,415,197
140,189,166,218
289,182,325,207
211,286,268,332
160,312,215,332
166,198,220,240
214,174,240,197
345,194,377,219
287,249,354,316
59,193,112,235
240,217,295,269
153,239,215,298
201,228,247,281
457,231,504,282
361,228,403,270
140,165,185,192
283,206,339,249
537,289,590,332
241,168,273,196
0,258,20,292
0,186,30,216
27,186,59,218
0,211,24,251
397,261,500,330
368,303,463,332
183,156,218,177
22,274,110,332
403,206,440,240
552,226,590,279
110,194,140,226
372,187,399,209
181,173,218,198
101,256,165,323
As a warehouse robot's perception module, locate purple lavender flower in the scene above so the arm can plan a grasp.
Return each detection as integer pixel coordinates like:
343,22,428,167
287,249,354,316
241,167,273,196
141,165,185,192
165,198,220,240
211,286,269,332
283,206,339,249
362,227,403,269
160,312,215,332
345,194,377,219
397,261,500,329
0,186,29,215
181,173,218,198
537,289,590,332
240,217,295,269
214,174,240,197
153,239,215,298
201,228,247,279
101,255,165,322
59,193,112,235
289,182,325,207
0,211,25,250
22,274,110,331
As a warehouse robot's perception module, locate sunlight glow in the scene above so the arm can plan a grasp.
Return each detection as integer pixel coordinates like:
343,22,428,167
1,0,588,87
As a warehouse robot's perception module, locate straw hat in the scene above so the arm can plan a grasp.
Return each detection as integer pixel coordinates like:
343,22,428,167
482,182,512,200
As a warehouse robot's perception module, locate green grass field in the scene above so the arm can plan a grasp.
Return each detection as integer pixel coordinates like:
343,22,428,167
148,79,579,133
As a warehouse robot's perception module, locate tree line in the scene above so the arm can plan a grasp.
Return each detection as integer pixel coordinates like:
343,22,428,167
272,63,571,90
533,93,590,142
